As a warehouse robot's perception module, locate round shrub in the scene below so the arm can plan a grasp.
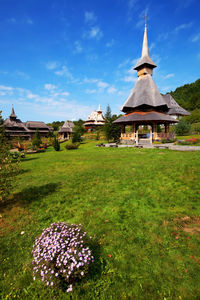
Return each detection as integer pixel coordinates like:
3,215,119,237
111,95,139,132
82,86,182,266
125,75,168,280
32,222,94,293
65,142,80,150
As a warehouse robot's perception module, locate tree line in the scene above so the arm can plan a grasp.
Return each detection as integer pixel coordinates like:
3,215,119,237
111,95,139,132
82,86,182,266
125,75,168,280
169,78,200,124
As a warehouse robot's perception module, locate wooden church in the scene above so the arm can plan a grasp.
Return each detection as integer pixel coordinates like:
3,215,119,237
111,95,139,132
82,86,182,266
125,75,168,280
114,22,190,144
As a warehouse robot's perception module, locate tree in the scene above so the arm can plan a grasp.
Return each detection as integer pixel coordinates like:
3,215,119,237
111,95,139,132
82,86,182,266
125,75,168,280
53,136,60,151
184,109,200,124
175,119,191,136
103,106,121,142
46,121,64,132
0,111,18,202
104,105,113,142
32,128,41,149
72,123,85,143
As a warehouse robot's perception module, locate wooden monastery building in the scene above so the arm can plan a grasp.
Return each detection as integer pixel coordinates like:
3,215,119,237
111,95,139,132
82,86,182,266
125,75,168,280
58,120,74,139
84,105,105,131
3,107,52,140
114,22,190,144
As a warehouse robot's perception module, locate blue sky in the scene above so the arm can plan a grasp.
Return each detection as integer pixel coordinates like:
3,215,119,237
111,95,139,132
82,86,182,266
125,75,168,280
0,0,200,122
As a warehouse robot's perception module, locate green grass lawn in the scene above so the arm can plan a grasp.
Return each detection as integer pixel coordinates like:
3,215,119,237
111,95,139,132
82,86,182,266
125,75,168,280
1,141,200,300
176,134,200,140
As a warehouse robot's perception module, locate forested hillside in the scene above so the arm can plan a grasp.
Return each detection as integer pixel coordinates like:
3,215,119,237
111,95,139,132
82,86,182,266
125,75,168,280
169,78,200,110
169,78,200,123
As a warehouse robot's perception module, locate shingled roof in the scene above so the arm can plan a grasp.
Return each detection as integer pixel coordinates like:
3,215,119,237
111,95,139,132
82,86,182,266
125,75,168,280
113,111,178,124
58,120,74,133
163,94,190,116
25,121,49,129
121,74,168,112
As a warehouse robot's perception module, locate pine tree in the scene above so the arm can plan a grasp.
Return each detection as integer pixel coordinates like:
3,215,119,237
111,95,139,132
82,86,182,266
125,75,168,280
53,136,60,151
32,128,41,149
103,105,121,142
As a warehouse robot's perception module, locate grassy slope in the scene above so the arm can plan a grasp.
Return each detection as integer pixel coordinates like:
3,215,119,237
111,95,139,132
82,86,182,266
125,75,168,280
0,141,200,300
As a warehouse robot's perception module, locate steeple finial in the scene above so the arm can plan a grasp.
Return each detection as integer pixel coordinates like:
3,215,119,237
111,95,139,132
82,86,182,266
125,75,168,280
142,15,149,57
10,105,17,119
98,104,102,112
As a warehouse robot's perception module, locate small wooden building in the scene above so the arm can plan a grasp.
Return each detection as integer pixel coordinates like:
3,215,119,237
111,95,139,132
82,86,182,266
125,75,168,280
3,107,51,140
84,105,105,131
114,23,190,144
58,121,74,139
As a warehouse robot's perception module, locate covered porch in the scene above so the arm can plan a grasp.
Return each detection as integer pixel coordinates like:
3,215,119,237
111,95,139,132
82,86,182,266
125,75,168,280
120,122,175,145
113,111,178,145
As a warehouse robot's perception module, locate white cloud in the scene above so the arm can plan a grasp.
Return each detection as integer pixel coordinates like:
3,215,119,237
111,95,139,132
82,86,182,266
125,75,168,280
27,18,33,25
84,26,103,40
7,17,33,25
136,7,149,28
118,59,131,69
54,66,74,81
85,89,97,94
123,76,137,83
191,33,200,42
7,18,16,23
128,0,138,9
107,87,117,94
46,61,59,70
97,80,109,89
15,71,30,79
74,41,82,54
44,84,57,90
175,0,195,9
160,86,172,93
158,32,169,41
127,0,139,22
0,85,13,91
61,92,70,96
174,22,193,33
163,73,175,80
149,43,155,52
106,39,115,47
151,54,161,65
84,11,97,23
27,92,38,99
84,78,109,89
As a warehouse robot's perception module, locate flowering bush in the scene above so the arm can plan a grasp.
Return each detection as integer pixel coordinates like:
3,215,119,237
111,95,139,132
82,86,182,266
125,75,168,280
32,222,94,293
178,138,200,145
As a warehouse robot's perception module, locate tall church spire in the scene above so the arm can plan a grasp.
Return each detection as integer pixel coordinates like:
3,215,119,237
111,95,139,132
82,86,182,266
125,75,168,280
134,21,157,75
142,23,149,57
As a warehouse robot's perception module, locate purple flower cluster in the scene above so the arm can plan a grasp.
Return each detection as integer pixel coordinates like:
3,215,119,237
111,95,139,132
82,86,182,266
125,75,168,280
32,222,94,293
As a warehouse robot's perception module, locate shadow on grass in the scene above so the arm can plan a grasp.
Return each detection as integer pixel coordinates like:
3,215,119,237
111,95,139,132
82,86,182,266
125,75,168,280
88,239,106,279
22,157,40,162
0,183,60,209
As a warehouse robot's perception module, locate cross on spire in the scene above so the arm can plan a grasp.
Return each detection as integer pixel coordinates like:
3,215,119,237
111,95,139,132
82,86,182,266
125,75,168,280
144,14,148,27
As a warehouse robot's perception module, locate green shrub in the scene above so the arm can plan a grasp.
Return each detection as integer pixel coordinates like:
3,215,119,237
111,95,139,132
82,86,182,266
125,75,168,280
161,138,176,144
191,122,200,134
65,142,80,150
175,119,191,136
53,136,60,151
0,111,19,202
9,151,25,162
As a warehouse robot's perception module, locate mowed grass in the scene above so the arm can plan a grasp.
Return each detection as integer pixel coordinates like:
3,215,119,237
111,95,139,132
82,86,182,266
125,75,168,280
0,141,200,300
